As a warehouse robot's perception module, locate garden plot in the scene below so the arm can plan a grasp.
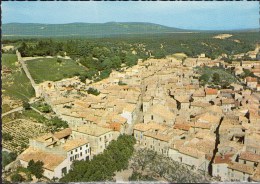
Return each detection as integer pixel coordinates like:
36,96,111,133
2,119,49,153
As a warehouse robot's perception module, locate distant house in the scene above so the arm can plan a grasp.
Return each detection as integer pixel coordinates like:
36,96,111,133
227,162,254,181
205,88,218,102
245,77,258,89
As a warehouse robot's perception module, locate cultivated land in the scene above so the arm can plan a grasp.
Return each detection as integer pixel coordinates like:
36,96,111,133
25,58,87,83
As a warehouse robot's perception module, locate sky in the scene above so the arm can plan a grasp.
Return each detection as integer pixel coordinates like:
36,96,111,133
2,1,259,30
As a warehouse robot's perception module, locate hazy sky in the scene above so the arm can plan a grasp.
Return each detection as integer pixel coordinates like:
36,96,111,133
2,1,259,30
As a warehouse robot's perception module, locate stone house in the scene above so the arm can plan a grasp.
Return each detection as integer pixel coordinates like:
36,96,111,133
238,151,260,167
18,128,90,179
227,162,254,181
245,77,258,89
209,153,234,181
71,124,117,156
221,98,236,112
205,88,218,102
144,104,175,125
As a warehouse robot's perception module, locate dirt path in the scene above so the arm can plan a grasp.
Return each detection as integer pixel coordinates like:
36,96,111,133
16,50,37,88
2,98,41,118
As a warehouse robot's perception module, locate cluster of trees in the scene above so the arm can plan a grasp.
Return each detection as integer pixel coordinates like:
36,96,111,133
9,160,44,182
47,117,69,131
60,134,136,182
130,148,210,183
14,32,258,83
197,66,238,88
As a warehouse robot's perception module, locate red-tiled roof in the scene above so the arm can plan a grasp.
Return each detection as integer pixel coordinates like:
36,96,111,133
205,88,218,95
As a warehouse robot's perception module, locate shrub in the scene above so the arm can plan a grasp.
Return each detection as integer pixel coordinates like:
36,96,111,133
23,101,31,110
87,87,100,96
11,173,24,182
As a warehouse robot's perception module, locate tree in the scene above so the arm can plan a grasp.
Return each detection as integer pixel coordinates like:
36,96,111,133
48,117,68,130
212,73,220,84
27,160,44,179
23,101,30,110
2,151,17,168
11,173,24,182
60,135,136,182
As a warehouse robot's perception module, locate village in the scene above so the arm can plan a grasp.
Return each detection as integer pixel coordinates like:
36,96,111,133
3,43,258,183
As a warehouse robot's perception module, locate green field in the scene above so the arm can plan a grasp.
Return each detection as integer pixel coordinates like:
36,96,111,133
26,58,87,83
2,54,18,70
2,54,35,102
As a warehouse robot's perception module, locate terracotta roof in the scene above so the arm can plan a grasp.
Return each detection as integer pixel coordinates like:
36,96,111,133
173,123,191,131
192,89,206,97
144,131,172,142
208,153,234,164
53,128,72,140
62,139,89,151
149,104,175,121
179,146,205,158
134,122,167,132
175,95,190,103
192,122,212,129
245,77,257,83
240,151,260,163
222,98,235,105
191,102,211,108
205,88,218,95
228,162,255,175
72,124,112,137
18,147,66,171
109,122,122,132
123,104,136,112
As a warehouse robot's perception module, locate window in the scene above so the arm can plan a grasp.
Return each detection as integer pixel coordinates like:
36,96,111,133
100,137,102,141
70,157,73,161
80,147,82,150
75,148,77,152
80,152,82,156
86,144,88,148
151,115,153,120
85,150,87,154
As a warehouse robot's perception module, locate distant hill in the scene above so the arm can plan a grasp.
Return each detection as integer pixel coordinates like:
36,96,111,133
2,22,189,37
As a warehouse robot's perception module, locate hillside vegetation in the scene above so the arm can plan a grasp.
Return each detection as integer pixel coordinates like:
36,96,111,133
2,22,186,37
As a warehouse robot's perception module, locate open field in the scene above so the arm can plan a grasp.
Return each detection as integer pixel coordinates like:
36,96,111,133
2,54,18,69
2,54,35,107
26,58,87,83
